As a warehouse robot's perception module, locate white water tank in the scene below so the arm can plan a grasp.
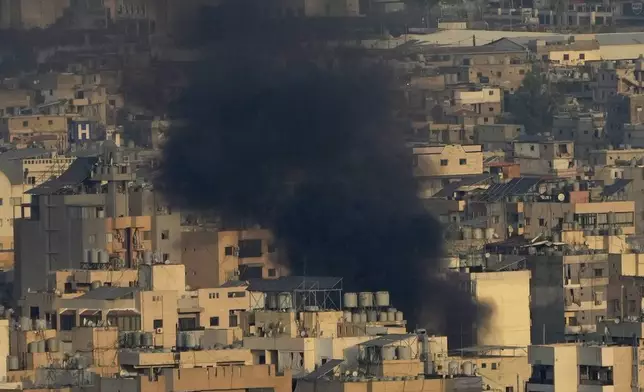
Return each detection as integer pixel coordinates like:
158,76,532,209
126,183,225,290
375,291,390,307
359,292,374,307
343,292,358,308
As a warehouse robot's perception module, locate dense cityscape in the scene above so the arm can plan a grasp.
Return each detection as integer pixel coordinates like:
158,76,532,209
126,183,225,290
4,0,644,391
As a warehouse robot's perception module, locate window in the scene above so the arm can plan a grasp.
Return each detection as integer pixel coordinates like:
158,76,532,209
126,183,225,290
519,69,525,75
268,268,277,277
48,120,53,125
88,234,96,244
152,296,162,302
506,387,514,392
153,319,163,329
594,268,603,277
563,53,570,61
228,291,246,298
209,292,219,299
0,198,3,206
481,363,487,368
491,363,498,370
539,218,545,227
493,216,500,224
162,253,169,262
109,99,116,106
579,53,585,60
525,217,531,226
459,158,467,165
229,312,239,327
22,121,28,127
161,230,170,240
143,231,151,241
210,316,220,326
496,71,502,77
462,58,471,65
489,107,494,112
530,145,535,151
440,159,448,166
64,282,73,293
542,54,549,61
238,239,263,258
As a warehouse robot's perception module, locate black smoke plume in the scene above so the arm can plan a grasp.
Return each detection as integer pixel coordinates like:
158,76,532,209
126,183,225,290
156,2,488,346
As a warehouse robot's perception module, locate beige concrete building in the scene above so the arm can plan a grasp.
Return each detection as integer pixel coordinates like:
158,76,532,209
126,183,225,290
512,137,576,178
0,115,69,152
101,365,292,392
527,343,634,391
531,39,601,66
552,111,607,158
412,144,483,198
469,270,531,348
182,228,286,288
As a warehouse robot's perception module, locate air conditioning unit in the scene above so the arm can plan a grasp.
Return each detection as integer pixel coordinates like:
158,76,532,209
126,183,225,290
155,328,163,334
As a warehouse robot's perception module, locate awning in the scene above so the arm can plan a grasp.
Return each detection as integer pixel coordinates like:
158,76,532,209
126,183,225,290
80,309,101,317
106,309,140,317
59,309,76,316
178,307,203,314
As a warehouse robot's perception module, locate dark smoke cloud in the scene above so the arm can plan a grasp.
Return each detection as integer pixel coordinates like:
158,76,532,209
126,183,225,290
156,2,488,346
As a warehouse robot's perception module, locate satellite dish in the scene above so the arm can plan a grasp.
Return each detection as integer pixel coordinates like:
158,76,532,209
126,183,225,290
615,318,621,324
557,193,566,202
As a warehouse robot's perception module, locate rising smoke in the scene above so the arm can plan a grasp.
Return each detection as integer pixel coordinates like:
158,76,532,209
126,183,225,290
156,1,488,346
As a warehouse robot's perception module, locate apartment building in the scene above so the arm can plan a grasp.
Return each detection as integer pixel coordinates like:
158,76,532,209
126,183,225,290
14,143,181,299
452,87,503,116
0,149,73,269
469,270,531,348
593,61,643,108
606,93,644,145
474,123,523,152
182,228,286,288
0,115,70,152
0,89,33,116
512,137,576,178
527,343,634,391
0,0,70,29
531,39,601,66
552,111,608,158
412,144,483,198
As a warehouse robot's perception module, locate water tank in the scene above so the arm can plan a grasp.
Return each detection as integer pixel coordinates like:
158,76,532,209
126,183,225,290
143,250,153,265
46,338,59,353
141,332,154,347
184,333,197,349
359,292,374,307
36,340,45,353
343,292,358,308
473,228,484,240
27,341,37,353
267,294,278,309
132,331,143,347
461,226,472,240
552,232,561,243
33,319,45,330
572,182,581,192
608,212,616,224
7,356,19,371
378,312,388,322
118,332,128,347
485,228,495,240
358,312,367,323
87,249,98,264
343,311,352,323
616,227,624,235
387,308,396,321
20,317,31,331
448,361,459,376
176,332,185,349
367,310,378,322
462,361,474,376
381,346,396,360
395,311,404,321
396,346,411,360
353,312,362,323
98,250,109,264
375,291,390,307
278,293,293,309
91,281,102,290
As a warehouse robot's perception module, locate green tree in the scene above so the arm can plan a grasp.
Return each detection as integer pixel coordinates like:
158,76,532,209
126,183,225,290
508,70,557,135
